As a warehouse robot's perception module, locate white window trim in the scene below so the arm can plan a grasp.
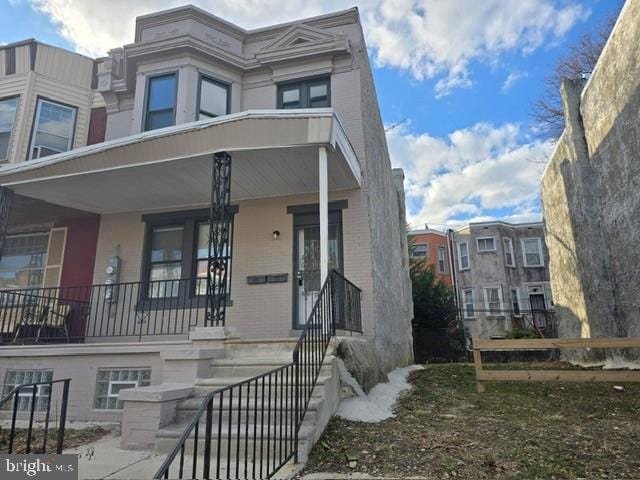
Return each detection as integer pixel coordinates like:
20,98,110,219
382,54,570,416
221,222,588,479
410,243,429,259
483,286,504,314
476,236,496,252
462,288,475,319
0,96,19,161
503,238,515,267
521,237,544,267
29,99,77,160
437,246,447,273
457,242,470,271
511,287,520,313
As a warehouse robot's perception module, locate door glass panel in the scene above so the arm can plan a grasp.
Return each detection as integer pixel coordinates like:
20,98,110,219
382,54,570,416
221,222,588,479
295,223,340,327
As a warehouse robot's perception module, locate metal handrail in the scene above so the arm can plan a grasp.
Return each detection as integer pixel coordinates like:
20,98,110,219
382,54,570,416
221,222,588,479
154,270,362,479
0,378,71,454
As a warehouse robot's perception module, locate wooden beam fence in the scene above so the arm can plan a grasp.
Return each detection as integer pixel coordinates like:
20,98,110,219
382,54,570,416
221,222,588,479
472,336,640,393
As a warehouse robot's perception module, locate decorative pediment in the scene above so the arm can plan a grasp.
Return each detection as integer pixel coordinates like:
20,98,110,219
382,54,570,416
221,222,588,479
255,23,349,65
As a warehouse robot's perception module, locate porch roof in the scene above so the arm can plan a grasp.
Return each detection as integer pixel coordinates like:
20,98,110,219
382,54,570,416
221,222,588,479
0,109,361,214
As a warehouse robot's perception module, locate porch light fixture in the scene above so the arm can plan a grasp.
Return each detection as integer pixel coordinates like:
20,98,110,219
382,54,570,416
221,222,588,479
272,230,280,240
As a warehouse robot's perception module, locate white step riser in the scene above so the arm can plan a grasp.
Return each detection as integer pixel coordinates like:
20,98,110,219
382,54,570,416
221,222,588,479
193,385,324,398
210,364,332,378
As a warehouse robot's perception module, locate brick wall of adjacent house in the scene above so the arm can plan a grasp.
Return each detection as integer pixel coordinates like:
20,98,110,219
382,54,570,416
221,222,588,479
540,0,640,361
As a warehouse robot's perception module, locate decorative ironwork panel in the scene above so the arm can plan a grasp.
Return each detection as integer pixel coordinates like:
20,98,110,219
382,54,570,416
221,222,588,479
0,186,13,263
206,152,232,326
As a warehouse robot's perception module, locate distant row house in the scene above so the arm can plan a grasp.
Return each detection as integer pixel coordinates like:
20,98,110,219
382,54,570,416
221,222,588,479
410,221,554,339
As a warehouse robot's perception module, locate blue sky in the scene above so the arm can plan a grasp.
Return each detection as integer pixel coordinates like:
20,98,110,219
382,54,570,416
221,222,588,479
0,0,624,229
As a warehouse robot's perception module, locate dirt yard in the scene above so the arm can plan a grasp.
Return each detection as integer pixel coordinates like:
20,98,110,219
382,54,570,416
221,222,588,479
303,363,640,479
0,425,110,453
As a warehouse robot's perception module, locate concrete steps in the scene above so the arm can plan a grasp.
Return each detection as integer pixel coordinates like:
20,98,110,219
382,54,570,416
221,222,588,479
154,337,340,468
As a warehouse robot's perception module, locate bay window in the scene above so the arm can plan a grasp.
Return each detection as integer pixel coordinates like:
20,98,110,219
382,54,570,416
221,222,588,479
29,99,77,159
198,75,230,119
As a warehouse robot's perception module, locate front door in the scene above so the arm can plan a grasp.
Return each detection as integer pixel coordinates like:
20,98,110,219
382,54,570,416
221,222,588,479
293,213,342,329
529,293,547,328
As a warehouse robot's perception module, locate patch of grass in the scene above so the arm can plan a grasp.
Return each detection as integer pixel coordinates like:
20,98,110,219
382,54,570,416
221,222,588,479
302,363,640,479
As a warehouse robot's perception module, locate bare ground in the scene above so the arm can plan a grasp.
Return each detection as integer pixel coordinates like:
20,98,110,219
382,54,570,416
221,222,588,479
302,363,640,479
0,425,110,453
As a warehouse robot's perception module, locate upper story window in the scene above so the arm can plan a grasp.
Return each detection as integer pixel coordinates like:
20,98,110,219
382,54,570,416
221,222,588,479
504,238,515,267
522,237,544,267
144,73,177,131
457,242,469,271
29,99,77,159
462,288,474,319
0,96,19,161
277,77,330,109
437,246,447,273
198,76,230,119
410,243,428,259
476,237,496,252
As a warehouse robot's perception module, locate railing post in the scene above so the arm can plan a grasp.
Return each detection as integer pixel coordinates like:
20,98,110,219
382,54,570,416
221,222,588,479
293,349,300,463
56,380,70,454
0,186,14,264
9,387,19,453
206,152,232,327
203,396,213,479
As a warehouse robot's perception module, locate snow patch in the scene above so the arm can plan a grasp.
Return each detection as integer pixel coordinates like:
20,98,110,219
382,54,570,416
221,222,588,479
336,365,423,423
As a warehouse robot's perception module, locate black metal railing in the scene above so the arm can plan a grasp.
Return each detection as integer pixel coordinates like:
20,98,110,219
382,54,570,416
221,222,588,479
0,278,212,344
0,379,70,454
154,270,361,479
458,307,558,338
331,271,362,333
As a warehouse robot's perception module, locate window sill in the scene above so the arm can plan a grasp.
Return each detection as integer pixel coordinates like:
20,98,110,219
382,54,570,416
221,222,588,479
523,265,544,268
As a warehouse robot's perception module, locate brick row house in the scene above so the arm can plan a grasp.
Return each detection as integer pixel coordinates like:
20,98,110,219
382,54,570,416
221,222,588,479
0,6,412,474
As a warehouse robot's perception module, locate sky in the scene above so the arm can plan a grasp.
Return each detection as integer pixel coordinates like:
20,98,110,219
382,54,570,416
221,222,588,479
0,0,625,230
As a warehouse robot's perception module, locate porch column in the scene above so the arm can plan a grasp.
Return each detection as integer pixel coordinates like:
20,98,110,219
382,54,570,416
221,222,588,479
206,152,232,327
319,146,329,283
0,186,13,262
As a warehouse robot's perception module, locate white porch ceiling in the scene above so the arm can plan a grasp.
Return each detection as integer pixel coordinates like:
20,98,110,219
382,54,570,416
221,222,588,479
0,110,361,214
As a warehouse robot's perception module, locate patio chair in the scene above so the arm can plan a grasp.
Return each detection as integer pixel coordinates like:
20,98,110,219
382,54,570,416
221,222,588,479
12,301,71,343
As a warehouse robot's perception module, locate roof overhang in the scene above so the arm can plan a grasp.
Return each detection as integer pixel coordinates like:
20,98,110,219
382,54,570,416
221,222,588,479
0,109,361,215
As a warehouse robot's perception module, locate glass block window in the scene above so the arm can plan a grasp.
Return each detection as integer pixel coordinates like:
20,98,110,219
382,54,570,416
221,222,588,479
94,368,151,410
2,369,53,411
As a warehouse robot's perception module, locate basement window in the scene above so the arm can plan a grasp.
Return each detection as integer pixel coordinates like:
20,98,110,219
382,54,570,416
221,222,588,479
94,368,151,410
2,369,53,411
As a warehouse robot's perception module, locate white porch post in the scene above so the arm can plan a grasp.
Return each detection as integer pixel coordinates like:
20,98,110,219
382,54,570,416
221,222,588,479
319,146,329,284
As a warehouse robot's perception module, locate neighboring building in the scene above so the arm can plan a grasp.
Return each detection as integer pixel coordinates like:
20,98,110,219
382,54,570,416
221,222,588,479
451,221,553,338
541,0,640,360
0,39,105,166
0,5,413,468
409,227,452,287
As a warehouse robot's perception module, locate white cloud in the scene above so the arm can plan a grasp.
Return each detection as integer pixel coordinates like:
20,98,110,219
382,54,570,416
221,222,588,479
387,122,553,228
22,0,588,96
501,70,528,92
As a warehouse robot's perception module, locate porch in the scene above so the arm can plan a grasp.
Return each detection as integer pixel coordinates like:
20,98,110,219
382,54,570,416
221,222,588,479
0,109,365,345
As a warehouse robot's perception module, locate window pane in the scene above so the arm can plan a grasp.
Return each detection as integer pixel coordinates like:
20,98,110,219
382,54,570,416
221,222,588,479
151,227,183,262
282,88,300,105
197,222,230,259
146,110,174,130
0,233,49,290
31,100,75,158
309,84,327,100
200,78,228,118
33,131,69,153
37,101,74,137
149,264,181,297
148,75,176,111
